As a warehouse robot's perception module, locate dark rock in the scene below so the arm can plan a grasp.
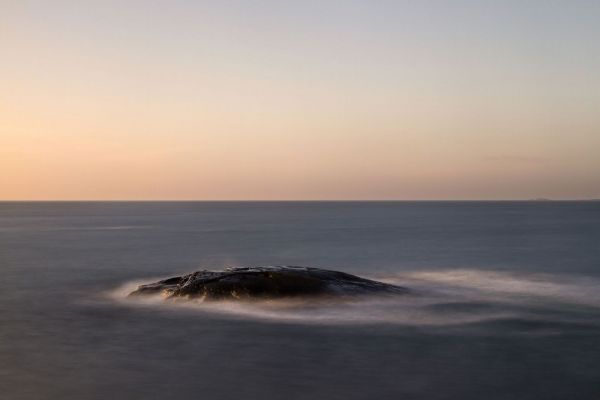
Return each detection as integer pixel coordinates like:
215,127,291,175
129,266,407,301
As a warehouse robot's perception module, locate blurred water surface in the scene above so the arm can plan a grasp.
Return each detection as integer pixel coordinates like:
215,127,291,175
1,201,600,399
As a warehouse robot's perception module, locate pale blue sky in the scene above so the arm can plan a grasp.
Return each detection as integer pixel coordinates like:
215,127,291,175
2,1,599,199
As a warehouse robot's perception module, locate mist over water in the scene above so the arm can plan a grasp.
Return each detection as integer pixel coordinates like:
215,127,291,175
114,268,600,332
2,201,600,399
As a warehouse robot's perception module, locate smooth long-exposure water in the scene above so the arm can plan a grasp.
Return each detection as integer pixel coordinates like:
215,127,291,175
1,201,600,399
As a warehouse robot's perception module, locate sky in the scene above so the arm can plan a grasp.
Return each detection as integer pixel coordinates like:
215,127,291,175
1,0,599,200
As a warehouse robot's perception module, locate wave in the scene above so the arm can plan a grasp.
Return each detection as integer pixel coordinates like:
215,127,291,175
386,269,600,308
108,269,600,332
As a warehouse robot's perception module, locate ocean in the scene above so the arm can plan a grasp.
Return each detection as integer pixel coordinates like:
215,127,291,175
1,201,599,399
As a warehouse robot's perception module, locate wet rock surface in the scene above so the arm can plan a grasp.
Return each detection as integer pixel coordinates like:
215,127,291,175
129,266,408,300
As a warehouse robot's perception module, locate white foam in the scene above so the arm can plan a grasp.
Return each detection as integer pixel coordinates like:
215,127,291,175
107,269,600,327
385,269,600,308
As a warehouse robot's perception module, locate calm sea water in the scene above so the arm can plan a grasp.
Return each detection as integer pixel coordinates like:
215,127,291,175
1,201,600,399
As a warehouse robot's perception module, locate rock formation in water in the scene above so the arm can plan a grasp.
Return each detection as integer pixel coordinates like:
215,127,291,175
129,266,407,301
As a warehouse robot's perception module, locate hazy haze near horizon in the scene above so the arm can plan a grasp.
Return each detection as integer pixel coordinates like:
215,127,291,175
2,0,599,200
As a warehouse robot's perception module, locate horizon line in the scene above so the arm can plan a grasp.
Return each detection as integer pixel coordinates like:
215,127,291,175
1,199,598,202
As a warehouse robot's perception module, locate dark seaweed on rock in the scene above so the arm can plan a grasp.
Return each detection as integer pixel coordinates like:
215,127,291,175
129,266,408,301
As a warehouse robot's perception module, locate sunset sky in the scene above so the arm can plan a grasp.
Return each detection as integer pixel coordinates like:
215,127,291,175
2,0,599,200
